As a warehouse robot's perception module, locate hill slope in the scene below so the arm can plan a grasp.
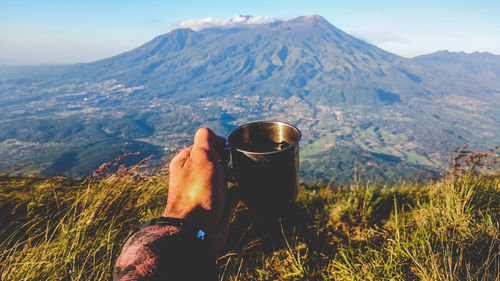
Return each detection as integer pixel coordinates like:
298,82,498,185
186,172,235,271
0,169,498,280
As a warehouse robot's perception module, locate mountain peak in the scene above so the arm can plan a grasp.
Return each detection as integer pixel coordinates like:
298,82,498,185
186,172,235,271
292,14,330,26
303,14,327,21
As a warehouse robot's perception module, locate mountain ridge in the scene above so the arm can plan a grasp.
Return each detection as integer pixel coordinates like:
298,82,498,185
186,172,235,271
0,15,498,183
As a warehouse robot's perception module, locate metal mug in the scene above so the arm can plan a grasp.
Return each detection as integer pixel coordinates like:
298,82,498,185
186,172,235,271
222,121,301,215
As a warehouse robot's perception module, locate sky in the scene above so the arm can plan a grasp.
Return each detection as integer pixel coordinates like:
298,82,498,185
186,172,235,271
0,0,499,65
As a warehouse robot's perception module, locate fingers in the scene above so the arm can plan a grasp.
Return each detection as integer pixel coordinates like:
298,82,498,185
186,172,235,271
213,187,233,254
192,127,226,163
193,127,226,151
171,128,226,167
170,146,193,170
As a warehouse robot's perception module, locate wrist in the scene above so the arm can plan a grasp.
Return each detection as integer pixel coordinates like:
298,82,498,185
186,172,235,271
163,207,216,235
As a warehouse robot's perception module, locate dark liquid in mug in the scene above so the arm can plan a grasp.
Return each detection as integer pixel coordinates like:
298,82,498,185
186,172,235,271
237,140,290,152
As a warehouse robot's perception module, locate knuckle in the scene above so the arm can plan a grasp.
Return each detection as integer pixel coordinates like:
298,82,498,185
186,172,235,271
191,147,215,162
169,158,180,169
191,146,209,156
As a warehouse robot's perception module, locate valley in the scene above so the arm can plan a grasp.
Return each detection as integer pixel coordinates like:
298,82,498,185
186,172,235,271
0,15,499,184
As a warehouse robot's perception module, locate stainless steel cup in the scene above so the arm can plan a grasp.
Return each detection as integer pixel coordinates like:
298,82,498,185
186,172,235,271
226,121,301,214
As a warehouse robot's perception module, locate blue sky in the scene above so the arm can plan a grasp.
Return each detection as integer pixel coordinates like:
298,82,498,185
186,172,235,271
1,0,499,64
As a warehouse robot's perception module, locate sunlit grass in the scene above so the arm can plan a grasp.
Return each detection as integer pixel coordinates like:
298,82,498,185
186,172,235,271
0,164,498,280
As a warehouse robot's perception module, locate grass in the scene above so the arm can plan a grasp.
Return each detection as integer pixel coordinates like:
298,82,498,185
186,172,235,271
0,158,499,280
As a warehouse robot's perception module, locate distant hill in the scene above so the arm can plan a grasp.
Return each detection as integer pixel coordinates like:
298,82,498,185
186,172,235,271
0,15,499,184
411,50,500,93
412,50,500,70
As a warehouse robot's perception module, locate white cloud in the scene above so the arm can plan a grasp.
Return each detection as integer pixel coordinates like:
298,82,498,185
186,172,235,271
172,15,278,31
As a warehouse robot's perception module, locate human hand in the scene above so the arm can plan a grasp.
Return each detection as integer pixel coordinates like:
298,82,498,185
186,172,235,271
163,128,230,254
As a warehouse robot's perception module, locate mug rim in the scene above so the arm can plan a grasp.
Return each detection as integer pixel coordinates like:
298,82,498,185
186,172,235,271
227,120,301,155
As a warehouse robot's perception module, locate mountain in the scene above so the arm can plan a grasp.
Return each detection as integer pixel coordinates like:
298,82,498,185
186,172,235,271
0,15,499,184
412,50,500,71
411,50,500,93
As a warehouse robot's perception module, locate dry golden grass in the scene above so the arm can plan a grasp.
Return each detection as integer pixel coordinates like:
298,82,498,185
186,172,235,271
0,156,498,280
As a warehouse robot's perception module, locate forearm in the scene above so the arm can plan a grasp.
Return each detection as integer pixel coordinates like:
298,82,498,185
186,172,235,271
114,128,229,280
114,224,216,281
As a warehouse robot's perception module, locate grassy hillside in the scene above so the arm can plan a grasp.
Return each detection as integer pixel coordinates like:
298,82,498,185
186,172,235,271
0,162,498,280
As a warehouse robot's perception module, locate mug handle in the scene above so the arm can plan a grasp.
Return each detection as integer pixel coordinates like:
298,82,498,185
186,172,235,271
216,143,241,202
216,143,234,183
